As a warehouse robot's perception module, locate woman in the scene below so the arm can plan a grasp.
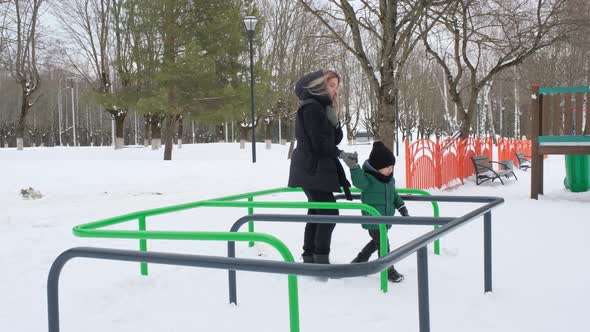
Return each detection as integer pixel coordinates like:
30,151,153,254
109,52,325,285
288,69,357,264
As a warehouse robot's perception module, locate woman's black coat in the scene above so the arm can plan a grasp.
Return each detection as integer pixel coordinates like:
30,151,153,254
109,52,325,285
288,70,351,196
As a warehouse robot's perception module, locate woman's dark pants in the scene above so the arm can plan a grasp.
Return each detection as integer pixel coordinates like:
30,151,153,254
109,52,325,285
302,189,338,259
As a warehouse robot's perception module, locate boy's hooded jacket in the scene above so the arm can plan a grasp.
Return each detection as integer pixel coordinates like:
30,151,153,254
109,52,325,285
350,160,405,230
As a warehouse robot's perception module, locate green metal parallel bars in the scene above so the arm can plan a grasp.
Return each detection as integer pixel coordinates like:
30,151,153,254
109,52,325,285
248,196,254,247
138,216,148,275
229,187,441,255
74,187,440,294
433,225,440,254
74,197,389,293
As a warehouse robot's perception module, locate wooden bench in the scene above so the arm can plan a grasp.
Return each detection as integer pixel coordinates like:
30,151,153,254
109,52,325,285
516,152,531,171
471,155,518,185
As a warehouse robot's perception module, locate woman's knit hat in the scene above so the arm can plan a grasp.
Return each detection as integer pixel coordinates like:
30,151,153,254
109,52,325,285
369,141,395,170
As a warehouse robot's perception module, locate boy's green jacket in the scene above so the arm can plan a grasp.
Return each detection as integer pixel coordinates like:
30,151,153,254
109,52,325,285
350,161,405,230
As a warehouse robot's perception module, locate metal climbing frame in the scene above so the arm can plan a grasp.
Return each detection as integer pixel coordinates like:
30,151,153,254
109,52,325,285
48,191,502,332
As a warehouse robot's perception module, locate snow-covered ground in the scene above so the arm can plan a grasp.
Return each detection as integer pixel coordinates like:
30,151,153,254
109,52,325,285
1,143,589,332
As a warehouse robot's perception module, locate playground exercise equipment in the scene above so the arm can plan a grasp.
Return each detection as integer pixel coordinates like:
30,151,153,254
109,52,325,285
530,85,590,198
71,187,440,289
48,187,503,332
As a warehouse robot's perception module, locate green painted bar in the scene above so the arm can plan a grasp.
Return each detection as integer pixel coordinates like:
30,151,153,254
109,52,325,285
539,86,590,95
138,216,148,276
74,199,381,231
248,196,254,247
433,225,440,254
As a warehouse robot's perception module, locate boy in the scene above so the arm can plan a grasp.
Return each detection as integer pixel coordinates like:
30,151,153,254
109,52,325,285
342,141,408,282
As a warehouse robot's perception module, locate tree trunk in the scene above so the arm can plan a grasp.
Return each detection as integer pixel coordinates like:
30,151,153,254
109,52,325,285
264,120,273,149
114,112,126,149
347,127,355,145
376,90,396,151
16,94,30,151
239,126,247,149
151,120,162,150
514,67,520,138
16,120,25,150
216,124,225,142
163,114,178,160
287,119,296,159
458,91,479,139
144,116,151,146
177,117,183,148
459,110,472,139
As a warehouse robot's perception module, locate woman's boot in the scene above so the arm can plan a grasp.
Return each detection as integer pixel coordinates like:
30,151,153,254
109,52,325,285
313,254,330,264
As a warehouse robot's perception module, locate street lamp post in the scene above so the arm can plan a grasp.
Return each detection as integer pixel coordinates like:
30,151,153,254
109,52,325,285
244,16,258,163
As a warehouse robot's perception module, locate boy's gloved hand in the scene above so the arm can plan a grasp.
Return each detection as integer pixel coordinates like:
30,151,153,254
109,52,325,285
398,206,409,216
340,151,358,168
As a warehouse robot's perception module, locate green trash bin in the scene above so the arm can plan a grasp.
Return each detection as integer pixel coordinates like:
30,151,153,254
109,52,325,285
564,154,590,192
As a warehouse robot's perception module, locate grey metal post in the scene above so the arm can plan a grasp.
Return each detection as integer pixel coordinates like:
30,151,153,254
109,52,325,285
228,241,237,304
48,251,69,332
484,211,492,292
417,246,430,332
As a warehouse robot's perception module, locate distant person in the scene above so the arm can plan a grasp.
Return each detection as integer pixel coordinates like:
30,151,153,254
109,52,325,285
288,69,357,264
342,141,407,282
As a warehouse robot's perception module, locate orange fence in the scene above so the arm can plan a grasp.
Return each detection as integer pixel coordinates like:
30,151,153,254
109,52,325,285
405,137,531,190
497,138,532,168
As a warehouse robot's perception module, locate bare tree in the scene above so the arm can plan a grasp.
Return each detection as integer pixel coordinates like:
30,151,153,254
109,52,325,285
422,0,571,138
338,44,364,144
299,0,451,151
0,0,44,150
53,0,131,149
0,1,9,57
259,0,340,157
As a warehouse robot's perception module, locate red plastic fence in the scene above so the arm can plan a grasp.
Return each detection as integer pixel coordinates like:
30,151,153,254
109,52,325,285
497,138,532,168
405,137,530,190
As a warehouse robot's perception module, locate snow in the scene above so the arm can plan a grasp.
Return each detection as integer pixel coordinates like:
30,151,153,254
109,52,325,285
1,143,589,332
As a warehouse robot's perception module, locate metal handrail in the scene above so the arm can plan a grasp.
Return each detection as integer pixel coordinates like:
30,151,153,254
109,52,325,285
48,232,301,332
51,195,503,332
73,195,396,291
227,213,456,305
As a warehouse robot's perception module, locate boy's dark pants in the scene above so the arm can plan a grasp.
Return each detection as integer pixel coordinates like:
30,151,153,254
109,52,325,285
302,189,338,257
355,229,390,261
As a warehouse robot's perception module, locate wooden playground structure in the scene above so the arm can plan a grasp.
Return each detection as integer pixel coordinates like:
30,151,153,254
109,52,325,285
530,85,590,199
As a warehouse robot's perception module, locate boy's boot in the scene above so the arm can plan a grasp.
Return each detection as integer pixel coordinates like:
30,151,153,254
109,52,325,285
351,241,377,263
387,266,404,283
